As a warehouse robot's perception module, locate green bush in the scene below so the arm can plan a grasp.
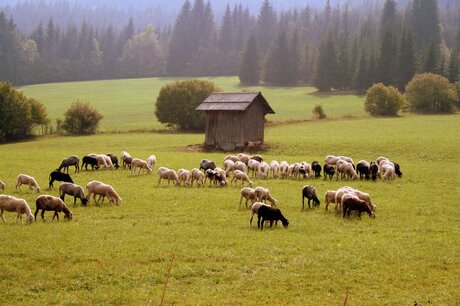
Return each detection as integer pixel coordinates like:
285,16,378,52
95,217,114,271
61,101,103,135
0,81,48,141
405,73,457,114
155,79,220,131
312,104,327,119
364,83,404,116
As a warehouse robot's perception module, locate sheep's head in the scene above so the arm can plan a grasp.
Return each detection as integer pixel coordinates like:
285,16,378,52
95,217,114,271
64,210,73,220
81,197,88,205
36,187,41,193
282,219,289,228
27,215,35,224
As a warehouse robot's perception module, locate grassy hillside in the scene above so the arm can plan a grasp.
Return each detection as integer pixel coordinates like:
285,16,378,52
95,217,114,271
20,77,366,132
0,114,458,304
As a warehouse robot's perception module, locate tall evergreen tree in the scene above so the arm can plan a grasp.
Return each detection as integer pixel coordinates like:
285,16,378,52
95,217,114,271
314,33,338,91
412,0,441,67
378,30,398,85
336,33,351,90
397,26,416,90
238,34,260,85
166,0,192,75
256,0,277,57
263,27,293,85
354,52,368,91
424,42,439,73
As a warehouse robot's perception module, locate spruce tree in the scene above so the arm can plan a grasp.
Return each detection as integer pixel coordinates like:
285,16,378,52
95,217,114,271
263,28,293,85
256,0,277,57
424,42,439,73
166,0,192,75
238,34,260,85
314,33,338,91
397,26,416,91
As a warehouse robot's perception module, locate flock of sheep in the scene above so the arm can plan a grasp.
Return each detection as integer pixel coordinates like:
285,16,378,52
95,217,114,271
0,151,402,229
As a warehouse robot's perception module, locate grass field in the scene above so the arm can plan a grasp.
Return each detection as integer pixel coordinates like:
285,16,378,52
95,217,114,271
0,109,459,304
20,76,366,132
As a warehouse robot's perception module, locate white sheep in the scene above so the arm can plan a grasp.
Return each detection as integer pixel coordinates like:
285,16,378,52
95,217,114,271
237,153,250,165
231,170,253,187
86,181,122,205
157,167,180,187
0,195,34,224
190,168,204,187
59,182,88,206
324,155,341,165
239,187,257,209
338,155,354,165
91,154,108,170
121,151,132,169
288,163,300,179
101,155,114,169
234,161,248,173
299,161,312,179
381,162,396,180
224,155,240,163
324,190,337,211
147,155,157,169
254,186,278,207
16,174,41,193
223,159,235,175
247,159,261,177
178,168,192,187
336,160,358,180
270,160,280,178
334,186,356,211
257,162,270,179
131,158,153,174
280,161,289,178
249,202,271,226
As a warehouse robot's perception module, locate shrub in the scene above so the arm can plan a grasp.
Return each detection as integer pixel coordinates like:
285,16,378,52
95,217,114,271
61,101,103,135
312,104,327,119
0,81,48,141
405,73,457,114
455,81,460,107
364,83,404,116
155,79,220,131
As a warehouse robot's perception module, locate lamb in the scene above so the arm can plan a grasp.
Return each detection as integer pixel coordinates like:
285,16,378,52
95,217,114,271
257,205,289,230
35,195,73,220
59,182,88,206
323,164,335,180
86,180,122,205
178,169,192,187
0,180,5,191
0,195,34,224
223,159,235,175
48,170,73,189
239,187,257,209
249,202,271,226
279,161,289,178
301,185,320,209
16,174,41,193
157,167,180,187
231,170,253,187
190,168,204,187
147,155,157,169
324,190,337,211
356,160,371,180
254,186,278,207
58,155,80,173
81,155,99,171
131,158,152,174
342,196,375,219
234,161,248,173
311,161,322,178
257,162,270,179
270,160,280,178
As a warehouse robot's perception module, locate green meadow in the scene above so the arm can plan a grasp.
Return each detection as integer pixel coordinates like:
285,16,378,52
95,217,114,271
0,78,459,305
20,76,365,132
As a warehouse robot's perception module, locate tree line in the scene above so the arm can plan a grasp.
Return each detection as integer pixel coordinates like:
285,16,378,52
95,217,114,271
0,0,459,90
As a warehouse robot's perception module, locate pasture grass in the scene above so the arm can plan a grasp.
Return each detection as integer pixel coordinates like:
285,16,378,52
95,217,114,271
0,114,459,305
19,76,366,132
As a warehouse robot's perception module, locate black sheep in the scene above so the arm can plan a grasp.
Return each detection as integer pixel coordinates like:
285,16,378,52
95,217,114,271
81,156,99,171
370,162,378,181
199,159,216,172
257,205,289,230
342,197,375,219
107,154,120,169
356,161,370,180
323,164,335,180
394,162,403,177
311,161,322,178
49,170,73,189
302,185,320,209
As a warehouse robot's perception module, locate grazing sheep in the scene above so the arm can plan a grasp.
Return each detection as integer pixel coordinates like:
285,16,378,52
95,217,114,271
190,168,204,187
49,170,73,189
249,202,271,226
336,160,358,180
224,155,240,163
147,155,157,169
178,169,192,187
59,182,88,206
257,162,270,179
204,169,217,186
131,158,152,174
239,187,257,209
323,164,335,180
377,158,402,178
324,190,337,211
288,163,300,179
35,195,73,221
270,160,280,178
356,160,371,180
338,155,355,167
393,162,403,177
247,159,261,178
257,205,289,230
102,155,115,169
334,186,356,212
298,162,312,179
199,159,216,172
250,155,263,163
231,170,253,187
254,186,278,207
223,159,235,175
302,185,320,209
107,154,120,169
375,156,389,166
157,167,180,187
214,168,228,187
92,154,108,170
16,174,41,193
381,163,396,181
86,181,122,205
234,161,248,173
58,155,80,173
352,189,377,213
311,161,322,178
81,155,99,171
121,151,133,169
237,153,251,165
324,155,341,165
0,180,5,191
0,195,34,224
342,197,375,219
280,161,289,178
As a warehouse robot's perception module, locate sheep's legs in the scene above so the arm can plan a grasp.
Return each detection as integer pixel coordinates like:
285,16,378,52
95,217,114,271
41,210,46,221
52,211,59,221
1,210,6,222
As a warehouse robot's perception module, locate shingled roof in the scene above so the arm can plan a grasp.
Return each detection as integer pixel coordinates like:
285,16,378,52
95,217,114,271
196,92,275,113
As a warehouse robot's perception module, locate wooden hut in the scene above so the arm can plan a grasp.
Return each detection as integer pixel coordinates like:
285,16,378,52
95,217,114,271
195,92,275,150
